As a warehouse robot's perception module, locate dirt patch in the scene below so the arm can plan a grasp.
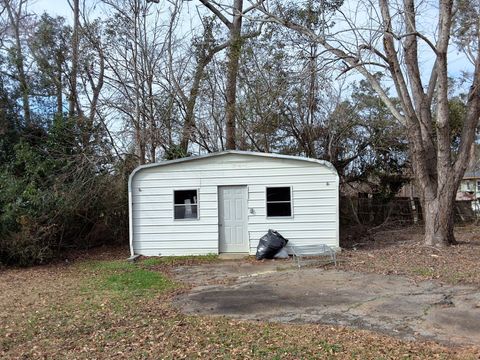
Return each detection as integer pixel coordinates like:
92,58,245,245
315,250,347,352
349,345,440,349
336,225,480,286
170,258,297,286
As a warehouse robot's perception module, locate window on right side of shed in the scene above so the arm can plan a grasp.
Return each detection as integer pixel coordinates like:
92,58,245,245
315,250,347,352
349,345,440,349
266,186,292,217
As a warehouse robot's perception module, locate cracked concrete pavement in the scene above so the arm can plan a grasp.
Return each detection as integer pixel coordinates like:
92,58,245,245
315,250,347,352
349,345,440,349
173,262,480,346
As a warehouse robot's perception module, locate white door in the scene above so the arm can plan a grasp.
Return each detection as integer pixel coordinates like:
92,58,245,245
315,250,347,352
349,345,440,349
218,186,249,253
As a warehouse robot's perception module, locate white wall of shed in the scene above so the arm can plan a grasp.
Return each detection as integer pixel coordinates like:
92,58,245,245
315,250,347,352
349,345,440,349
130,153,339,256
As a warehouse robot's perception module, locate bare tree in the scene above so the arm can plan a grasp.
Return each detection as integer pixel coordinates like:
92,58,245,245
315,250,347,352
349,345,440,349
194,56,228,151
102,0,174,164
1,0,31,124
148,0,261,149
258,0,480,246
77,10,107,150
68,0,80,117
150,0,263,153
198,0,265,149
164,4,229,154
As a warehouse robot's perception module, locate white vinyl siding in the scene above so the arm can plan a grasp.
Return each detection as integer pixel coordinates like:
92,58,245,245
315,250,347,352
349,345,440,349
129,152,339,256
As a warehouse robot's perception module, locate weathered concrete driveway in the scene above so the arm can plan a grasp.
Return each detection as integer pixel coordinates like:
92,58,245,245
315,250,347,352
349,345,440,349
173,261,480,346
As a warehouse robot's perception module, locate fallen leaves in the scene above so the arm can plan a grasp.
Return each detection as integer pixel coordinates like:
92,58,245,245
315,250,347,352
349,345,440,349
337,225,480,286
0,240,479,359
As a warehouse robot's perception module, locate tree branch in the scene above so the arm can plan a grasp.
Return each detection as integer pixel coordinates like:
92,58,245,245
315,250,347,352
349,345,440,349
198,0,232,29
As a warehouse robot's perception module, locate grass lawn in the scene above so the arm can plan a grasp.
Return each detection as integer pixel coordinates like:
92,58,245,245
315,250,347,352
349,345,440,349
0,245,479,359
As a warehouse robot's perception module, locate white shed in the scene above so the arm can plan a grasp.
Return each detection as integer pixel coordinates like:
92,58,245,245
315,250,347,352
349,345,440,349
129,151,339,257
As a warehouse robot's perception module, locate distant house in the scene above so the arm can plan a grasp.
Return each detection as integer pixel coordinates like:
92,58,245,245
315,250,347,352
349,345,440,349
459,165,480,194
457,160,480,207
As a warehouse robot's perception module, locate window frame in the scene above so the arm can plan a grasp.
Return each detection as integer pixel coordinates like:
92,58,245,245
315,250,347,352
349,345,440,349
477,180,480,192
265,186,293,219
172,188,200,221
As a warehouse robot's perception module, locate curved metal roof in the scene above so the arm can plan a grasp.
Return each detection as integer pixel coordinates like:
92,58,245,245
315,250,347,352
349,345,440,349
129,150,337,181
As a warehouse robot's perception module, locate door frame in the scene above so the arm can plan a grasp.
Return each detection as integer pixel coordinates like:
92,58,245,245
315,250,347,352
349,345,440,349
217,185,249,253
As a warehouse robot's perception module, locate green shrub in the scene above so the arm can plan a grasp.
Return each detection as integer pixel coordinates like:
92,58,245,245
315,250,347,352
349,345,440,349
0,120,129,266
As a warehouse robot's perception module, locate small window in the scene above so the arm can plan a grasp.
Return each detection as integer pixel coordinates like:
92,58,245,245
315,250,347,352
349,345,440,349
266,187,292,217
174,190,198,220
477,180,480,192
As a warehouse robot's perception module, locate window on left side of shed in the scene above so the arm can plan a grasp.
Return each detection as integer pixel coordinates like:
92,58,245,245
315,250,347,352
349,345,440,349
174,190,198,220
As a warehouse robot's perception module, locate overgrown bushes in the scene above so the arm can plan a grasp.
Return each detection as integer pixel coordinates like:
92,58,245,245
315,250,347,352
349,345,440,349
0,118,131,266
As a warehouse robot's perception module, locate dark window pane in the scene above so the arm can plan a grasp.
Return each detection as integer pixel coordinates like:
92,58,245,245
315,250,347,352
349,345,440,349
174,190,197,205
267,187,291,202
267,202,291,217
174,205,198,219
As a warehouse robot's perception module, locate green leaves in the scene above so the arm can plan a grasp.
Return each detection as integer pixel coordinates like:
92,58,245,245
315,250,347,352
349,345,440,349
0,119,127,266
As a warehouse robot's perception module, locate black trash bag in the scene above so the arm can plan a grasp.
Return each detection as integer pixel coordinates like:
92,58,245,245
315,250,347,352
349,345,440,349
255,229,289,260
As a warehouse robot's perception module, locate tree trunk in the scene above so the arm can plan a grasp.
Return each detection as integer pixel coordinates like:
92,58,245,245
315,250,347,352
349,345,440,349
423,192,457,247
196,0,254,150
225,0,243,150
135,125,146,165
69,0,80,117
15,36,31,124
4,0,31,124
87,45,104,126
179,45,227,152
56,66,63,118
55,44,63,118
177,30,228,152
132,0,144,164
411,133,459,247
180,58,207,153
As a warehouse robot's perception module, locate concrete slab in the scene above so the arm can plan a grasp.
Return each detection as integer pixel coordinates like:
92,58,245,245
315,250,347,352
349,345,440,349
173,267,480,346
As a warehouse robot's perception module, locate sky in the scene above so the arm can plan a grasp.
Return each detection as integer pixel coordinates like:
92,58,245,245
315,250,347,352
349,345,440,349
28,0,77,20
27,0,474,95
